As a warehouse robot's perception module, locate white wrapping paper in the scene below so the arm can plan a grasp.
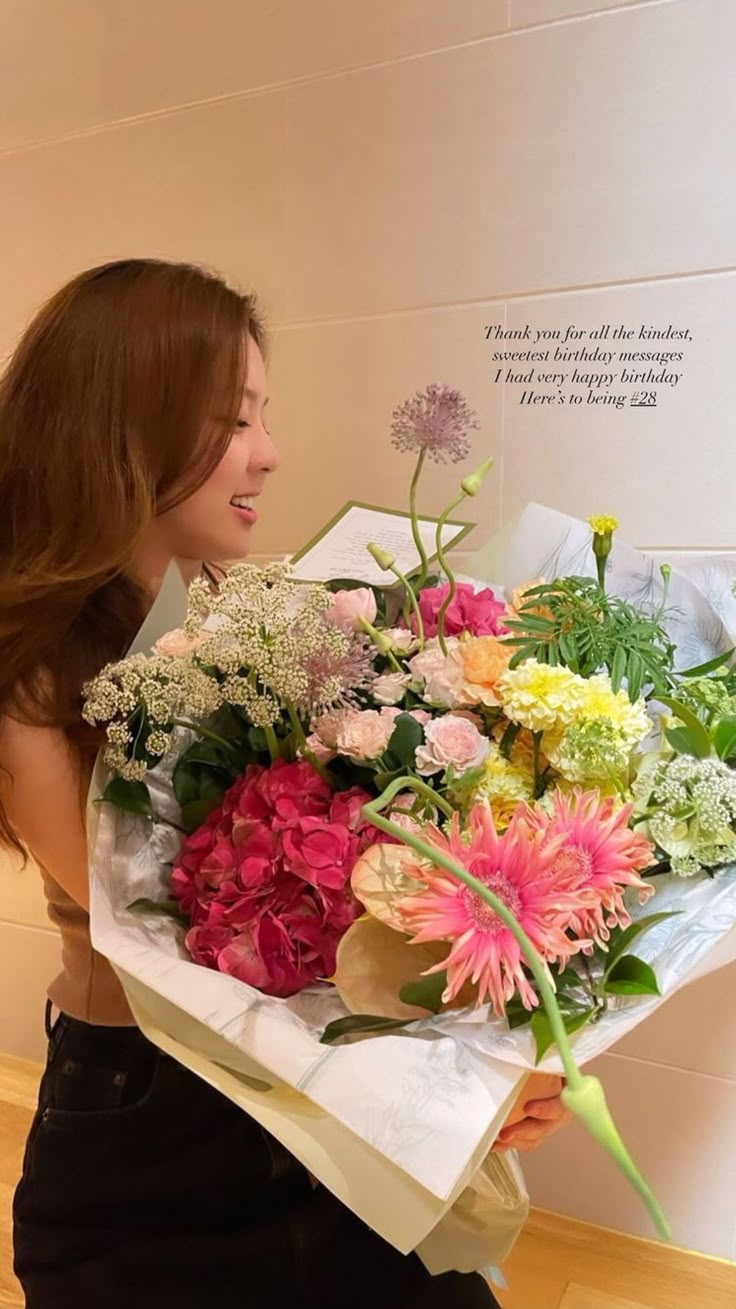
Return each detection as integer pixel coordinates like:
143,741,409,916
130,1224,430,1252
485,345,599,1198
87,503,736,1265
87,556,528,1268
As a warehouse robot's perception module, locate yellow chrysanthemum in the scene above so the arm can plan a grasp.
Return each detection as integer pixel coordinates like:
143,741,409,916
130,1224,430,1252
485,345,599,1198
588,514,619,535
498,660,588,733
576,674,651,746
472,742,536,828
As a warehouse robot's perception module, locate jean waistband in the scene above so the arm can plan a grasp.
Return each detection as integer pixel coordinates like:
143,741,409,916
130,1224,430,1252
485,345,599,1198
44,998,154,1058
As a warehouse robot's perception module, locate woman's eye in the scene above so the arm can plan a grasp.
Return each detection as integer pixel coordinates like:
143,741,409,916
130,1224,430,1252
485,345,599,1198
236,418,271,434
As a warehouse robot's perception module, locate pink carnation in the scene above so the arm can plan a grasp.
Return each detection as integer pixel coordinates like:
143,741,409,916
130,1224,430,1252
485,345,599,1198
416,582,509,639
171,760,391,997
415,713,491,777
335,708,397,762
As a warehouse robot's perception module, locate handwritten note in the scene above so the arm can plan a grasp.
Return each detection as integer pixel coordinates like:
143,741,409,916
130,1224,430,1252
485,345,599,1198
289,502,473,586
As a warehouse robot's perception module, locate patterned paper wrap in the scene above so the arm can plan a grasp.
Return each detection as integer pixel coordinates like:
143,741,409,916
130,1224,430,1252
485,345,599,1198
86,554,528,1273
87,503,736,1267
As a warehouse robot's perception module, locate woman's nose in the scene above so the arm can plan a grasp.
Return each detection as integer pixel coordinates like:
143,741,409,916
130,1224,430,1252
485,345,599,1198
253,421,279,474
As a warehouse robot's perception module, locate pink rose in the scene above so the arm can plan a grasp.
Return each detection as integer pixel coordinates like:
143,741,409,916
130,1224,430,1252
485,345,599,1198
326,587,378,630
335,709,396,761
384,627,418,654
372,671,410,705
408,638,463,707
153,627,208,657
415,713,491,777
416,582,509,639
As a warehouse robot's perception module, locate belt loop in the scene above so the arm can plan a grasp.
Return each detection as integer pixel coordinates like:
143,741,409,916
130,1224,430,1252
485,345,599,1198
44,998,61,1041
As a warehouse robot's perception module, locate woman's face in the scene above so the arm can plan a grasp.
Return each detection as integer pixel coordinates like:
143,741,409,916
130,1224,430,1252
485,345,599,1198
150,333,278,572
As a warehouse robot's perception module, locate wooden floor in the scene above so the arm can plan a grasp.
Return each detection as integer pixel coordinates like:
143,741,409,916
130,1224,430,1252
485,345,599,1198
1,1053,734,1309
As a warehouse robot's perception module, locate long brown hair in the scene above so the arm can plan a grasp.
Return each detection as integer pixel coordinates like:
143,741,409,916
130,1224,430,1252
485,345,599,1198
0,257,268,850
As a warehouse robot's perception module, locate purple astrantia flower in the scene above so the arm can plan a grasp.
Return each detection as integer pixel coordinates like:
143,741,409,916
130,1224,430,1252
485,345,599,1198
390,383,480,465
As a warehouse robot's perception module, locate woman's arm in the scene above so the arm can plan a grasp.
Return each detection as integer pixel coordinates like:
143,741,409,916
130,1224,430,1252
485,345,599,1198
0,715,92,911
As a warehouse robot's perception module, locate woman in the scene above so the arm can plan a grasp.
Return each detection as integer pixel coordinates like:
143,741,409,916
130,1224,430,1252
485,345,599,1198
0,258,569,1308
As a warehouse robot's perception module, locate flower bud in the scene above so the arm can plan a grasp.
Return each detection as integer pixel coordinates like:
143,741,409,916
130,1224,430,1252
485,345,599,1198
461,455,494,498
357,615,393,653
367,541,396,571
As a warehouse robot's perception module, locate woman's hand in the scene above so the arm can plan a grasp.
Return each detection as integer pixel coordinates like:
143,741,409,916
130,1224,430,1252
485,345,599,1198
491,1073,572,1154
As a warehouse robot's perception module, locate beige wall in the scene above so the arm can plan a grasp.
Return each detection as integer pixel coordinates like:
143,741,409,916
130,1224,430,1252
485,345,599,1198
1,0,735,1257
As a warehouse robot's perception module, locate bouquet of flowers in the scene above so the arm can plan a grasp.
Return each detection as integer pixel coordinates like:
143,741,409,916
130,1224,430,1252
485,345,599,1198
83,383,736,1273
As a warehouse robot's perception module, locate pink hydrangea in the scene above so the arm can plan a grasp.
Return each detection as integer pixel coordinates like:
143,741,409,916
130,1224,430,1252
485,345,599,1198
170,760,393,998
416,582,509,639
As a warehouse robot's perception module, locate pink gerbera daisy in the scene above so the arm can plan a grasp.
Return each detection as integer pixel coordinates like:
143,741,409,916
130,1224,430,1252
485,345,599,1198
398,802,593,1018
524,787,658,948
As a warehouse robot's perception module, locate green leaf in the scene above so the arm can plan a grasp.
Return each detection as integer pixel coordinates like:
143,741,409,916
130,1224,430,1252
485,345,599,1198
665,726,698,755
511,614,555,634
558,632,578,668
604,954,660,996
713,715,736,761
499,720,521,761
97,777,154,820
680,648,735,677
554,963,585,990
531,1007,594,1065
505,1002,533,1030
626,649,644,700
179,797,218,832
610,645,627,693
319,1014,413,1045
657,696,712,759
399,971,447,1014
515,583,553,598
384,712,424,769
603,911,680,976
127,897,189,927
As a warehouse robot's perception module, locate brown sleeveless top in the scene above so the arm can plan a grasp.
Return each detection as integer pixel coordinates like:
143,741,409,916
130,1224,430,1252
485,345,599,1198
38,562,224,1027
41,860,136,1025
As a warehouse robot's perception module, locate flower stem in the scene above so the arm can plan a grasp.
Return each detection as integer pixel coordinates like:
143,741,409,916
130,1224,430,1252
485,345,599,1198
409,450,430,593
286,703,332,785
264,724,281,762
172,719,235,752
361,775,671,1242
531,731,545,799
389,563,425,650
653,564,672,625
435,492,467,656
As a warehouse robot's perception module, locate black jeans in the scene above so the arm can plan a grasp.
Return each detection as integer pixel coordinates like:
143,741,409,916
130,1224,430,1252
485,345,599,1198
12,1001,500,1308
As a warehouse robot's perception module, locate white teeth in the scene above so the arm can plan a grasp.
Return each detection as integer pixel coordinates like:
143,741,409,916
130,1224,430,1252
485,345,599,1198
230,496,253,509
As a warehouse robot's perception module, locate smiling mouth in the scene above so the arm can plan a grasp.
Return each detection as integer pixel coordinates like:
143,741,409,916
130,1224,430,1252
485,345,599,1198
230,495,254,510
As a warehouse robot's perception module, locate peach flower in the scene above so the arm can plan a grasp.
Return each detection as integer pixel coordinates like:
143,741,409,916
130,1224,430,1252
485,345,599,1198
505,576,555,624
448,635,514,707
153,627,208,658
